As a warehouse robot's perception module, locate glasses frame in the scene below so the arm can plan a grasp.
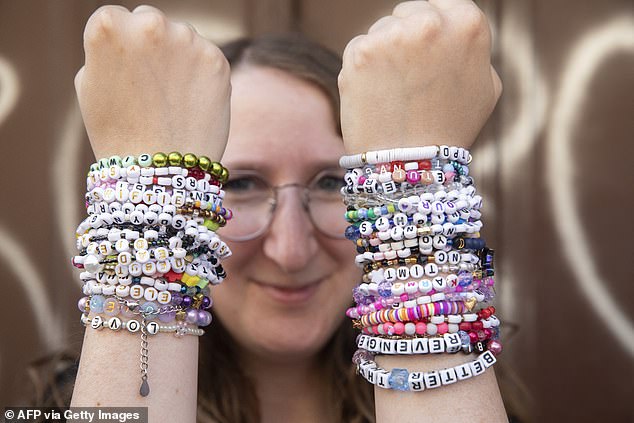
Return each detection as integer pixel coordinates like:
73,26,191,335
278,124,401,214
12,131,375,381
220,168,347,242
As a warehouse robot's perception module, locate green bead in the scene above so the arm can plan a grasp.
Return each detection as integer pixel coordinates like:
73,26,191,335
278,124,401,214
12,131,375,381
138,153,153,167
367,208,376,219
203,219,220,231
152,152,168,167
183,153,198,168
198,156,211,171
210,162,223,177
122,155,136,167
168,152,183,166
219,168,229,183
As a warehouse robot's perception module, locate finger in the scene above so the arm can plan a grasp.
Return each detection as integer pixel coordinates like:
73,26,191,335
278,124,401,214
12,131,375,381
368,15,400,34
74,65,85,96
84,5,130,44
428,0,478,9
132,4,167,16
490,65,503,100
169,21,197,43
392,1,437,18
341,34,366,69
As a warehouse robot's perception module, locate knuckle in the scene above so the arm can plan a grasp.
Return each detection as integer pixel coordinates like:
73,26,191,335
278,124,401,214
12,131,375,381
139,12,166,38
458,5,488,39
408,12,443,40
84,7,115,42
202,44,229,72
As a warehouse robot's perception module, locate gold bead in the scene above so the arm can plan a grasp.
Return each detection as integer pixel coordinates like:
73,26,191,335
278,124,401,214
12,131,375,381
168,152,183,166
152,152,168,167
175,311,186,321
220,167,229,183
198,156,211,171
183,153,198,168
210,162,223,177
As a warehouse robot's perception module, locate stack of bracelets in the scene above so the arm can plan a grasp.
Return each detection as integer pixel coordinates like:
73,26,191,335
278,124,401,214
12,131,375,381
340,145,503,392
71,152,233,397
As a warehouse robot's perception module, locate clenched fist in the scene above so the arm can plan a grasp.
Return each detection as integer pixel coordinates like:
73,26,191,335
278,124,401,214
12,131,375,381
75,5,230,160
339,0,502,153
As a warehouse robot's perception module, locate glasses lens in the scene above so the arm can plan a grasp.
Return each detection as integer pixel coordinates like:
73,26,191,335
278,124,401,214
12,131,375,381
218,173,273,241
308,171,347,239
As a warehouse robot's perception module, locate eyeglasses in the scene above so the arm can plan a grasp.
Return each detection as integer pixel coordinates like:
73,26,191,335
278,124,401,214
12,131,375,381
217,169,348,241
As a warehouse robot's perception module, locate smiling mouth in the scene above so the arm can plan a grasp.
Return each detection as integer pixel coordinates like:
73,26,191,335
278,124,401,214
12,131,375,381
252,279,323,305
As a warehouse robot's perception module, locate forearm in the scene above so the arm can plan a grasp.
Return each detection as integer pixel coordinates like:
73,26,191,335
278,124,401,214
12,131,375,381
374,354,507,422
71,327,198,422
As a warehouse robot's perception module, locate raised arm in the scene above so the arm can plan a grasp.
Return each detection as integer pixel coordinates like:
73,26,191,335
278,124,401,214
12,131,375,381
70,6,230,422
338,1,506,421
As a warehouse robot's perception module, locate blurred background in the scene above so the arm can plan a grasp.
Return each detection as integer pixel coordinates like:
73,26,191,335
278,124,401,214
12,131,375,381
0,0,632,422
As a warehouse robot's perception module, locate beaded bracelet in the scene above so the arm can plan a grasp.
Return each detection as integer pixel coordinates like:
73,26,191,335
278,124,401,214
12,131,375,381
90,152,229,182
354,350,496,392
339,145,471,168
82,314,205,336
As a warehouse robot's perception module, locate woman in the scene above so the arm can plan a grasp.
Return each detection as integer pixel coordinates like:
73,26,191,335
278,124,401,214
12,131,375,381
69,1,506,422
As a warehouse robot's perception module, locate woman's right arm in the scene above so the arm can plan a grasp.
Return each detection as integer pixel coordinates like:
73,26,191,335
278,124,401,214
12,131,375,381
70,6,230,422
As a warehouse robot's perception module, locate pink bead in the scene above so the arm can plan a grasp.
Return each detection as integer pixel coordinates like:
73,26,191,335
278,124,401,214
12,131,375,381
406,170,421,184
358,175,367,184
400,293,408,302
488,340,503,355
415,322,427,335
374,301,383,311
372,326,380,335
394,322,405,335
468,331,478,343
437,322,449,334
445,171,455,182
383,323,394,335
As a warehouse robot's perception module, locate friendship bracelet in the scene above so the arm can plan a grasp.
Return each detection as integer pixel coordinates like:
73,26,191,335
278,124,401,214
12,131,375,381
81,314,205,336
90,152,229,181
354,350,496,392
339,145,471,168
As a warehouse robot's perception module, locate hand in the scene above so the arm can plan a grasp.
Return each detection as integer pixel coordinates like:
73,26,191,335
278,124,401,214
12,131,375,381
75,5,231,160
338,0,502,154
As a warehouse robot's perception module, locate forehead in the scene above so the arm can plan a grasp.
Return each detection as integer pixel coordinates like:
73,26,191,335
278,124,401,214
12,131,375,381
222,66,344,179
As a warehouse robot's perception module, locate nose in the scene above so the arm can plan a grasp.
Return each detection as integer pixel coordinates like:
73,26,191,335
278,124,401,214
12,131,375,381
262,186,319,274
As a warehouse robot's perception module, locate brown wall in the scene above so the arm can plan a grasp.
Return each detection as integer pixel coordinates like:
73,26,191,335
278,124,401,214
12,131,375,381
0,1,632,421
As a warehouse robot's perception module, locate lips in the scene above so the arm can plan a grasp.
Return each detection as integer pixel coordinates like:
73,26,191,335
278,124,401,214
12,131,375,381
252,279,323,305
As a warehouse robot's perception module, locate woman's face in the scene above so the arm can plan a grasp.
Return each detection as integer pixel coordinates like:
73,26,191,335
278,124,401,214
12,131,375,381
212,66,359,362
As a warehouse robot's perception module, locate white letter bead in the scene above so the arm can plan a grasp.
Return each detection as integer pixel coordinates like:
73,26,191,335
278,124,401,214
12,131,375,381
470,359,486,376
146,321,160,335
376,369,390,389
428,338,445,353
480,351,497,368
456,363,473,380
91,315,103,329
126,319,140,333
423,371,441,389
440,368,458,385
408,372,425,391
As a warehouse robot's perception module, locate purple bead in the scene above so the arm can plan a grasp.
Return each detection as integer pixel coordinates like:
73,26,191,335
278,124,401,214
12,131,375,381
186,309,198,324
182,296,192,308
197,310,212,326
378,281,392,297
171,293,183,306
158,311,176,323
202,296,212,309
77,296,88,312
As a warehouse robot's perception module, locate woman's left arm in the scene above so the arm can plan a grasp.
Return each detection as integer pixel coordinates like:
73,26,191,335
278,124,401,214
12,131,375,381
338,1,507,421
